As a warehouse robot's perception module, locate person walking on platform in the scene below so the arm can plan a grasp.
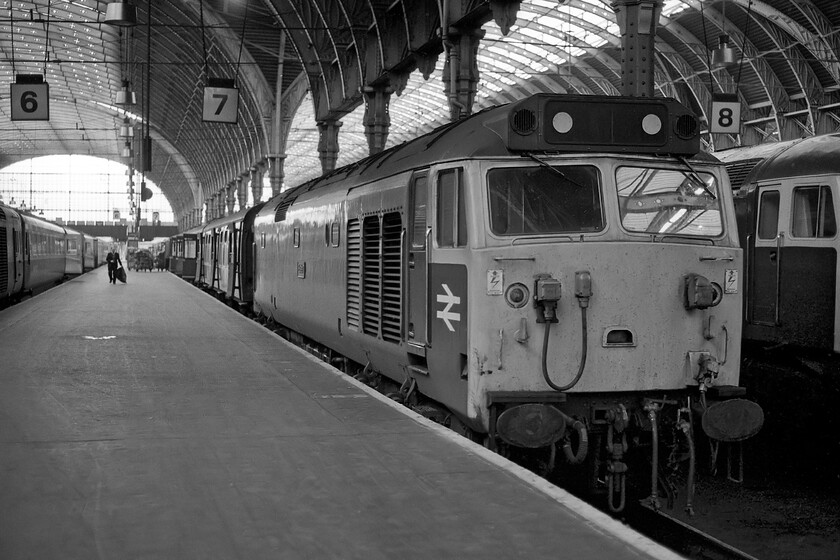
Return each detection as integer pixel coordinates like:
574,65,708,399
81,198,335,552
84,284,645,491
106,248,122,284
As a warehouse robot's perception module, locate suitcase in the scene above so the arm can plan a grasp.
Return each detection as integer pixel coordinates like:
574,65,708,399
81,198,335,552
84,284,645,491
117,266,127,283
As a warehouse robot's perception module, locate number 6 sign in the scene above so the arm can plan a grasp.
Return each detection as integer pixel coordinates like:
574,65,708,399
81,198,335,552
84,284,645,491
11,82,50,121
202,86,239,124
710,93,740,134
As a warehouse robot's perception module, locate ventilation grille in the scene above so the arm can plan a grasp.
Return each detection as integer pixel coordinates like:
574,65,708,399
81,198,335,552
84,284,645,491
0,210,7,294
347,212,402,342
381,213,402,343
274,197,296,222
510,108,537,135
675,114,698,139
725,159,763,190
362,217,381,336
346,219,361,330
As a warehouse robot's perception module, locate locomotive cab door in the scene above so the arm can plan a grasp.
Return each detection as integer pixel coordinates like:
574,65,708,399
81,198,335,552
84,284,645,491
406,172,429,353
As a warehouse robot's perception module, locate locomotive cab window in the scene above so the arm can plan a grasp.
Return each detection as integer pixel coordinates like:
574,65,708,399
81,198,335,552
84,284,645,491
488,165,603,235
616,166,722,236
437,168,466,247
791,186,836,238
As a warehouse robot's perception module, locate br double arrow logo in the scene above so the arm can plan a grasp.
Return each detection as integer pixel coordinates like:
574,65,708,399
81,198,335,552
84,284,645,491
436,283,461,332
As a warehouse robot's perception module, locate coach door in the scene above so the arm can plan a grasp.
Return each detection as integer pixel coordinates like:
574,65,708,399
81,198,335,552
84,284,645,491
750,186,782,326
407,172,429,354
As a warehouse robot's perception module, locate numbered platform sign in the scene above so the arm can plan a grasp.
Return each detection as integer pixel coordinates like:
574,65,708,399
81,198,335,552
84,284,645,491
710,93,740,134
202,86,239,124
11,82,50,121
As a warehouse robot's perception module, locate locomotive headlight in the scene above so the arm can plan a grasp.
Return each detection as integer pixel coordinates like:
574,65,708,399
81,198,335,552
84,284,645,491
552,112,574,134
642,113,662,135
505,283,530,308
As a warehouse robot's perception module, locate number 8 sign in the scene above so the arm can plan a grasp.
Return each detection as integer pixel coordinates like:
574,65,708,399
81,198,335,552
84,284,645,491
710,93,740,134
11,82,50,121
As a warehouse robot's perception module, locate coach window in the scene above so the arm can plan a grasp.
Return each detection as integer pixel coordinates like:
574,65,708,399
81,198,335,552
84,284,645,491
791,186,836,238
437,168,466,247
757,191,780,239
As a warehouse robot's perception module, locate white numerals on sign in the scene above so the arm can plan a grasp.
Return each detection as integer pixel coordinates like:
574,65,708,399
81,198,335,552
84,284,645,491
11,83,49,121
202,86,239,123
710,99,740,134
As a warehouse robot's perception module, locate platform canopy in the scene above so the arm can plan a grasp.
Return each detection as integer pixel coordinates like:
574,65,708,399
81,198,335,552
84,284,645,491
0,1,837,224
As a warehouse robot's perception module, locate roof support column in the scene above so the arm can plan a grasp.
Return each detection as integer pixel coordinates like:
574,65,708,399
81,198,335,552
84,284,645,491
442,27,484,120
204,200,213,224
238,172,250,210
317,120,342,174
218,189,227,218
268,155,285,199
363,86,391,155
249,163,265,205
611,0,663,97
228,180,239,215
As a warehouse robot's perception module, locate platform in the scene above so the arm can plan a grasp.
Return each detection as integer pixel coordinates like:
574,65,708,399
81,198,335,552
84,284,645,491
0,267,681,559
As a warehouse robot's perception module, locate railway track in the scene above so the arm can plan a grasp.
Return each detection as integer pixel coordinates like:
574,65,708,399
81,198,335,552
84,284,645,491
627,502,759,560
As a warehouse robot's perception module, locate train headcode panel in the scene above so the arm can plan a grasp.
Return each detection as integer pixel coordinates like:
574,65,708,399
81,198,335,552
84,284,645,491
503,94,700,156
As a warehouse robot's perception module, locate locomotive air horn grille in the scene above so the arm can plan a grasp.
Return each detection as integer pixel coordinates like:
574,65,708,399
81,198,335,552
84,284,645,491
675,114,699,139
511,108,537,135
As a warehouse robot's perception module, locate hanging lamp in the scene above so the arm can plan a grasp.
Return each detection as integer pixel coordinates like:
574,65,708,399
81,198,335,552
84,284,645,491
712,34,737,68
104,2,137,27
711,0,737,68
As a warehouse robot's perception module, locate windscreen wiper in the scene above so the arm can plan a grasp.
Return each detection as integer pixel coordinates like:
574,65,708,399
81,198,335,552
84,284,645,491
525,153,589,190
677,155,717,200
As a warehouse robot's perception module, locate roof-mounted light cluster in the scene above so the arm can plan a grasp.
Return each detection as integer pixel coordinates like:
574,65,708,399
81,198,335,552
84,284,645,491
505,94,700,156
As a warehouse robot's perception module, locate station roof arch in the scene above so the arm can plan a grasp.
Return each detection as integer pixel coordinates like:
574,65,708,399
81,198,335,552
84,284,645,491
0,1,837,224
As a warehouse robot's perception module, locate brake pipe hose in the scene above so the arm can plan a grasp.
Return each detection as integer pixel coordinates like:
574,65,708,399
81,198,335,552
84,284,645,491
541,306,588,392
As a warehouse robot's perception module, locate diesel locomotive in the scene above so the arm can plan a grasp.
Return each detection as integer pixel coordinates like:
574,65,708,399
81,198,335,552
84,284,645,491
187,94,765,511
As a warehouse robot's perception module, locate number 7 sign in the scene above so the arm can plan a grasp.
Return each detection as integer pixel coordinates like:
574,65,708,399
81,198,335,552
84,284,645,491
11,82,50,121
202,86,239,123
